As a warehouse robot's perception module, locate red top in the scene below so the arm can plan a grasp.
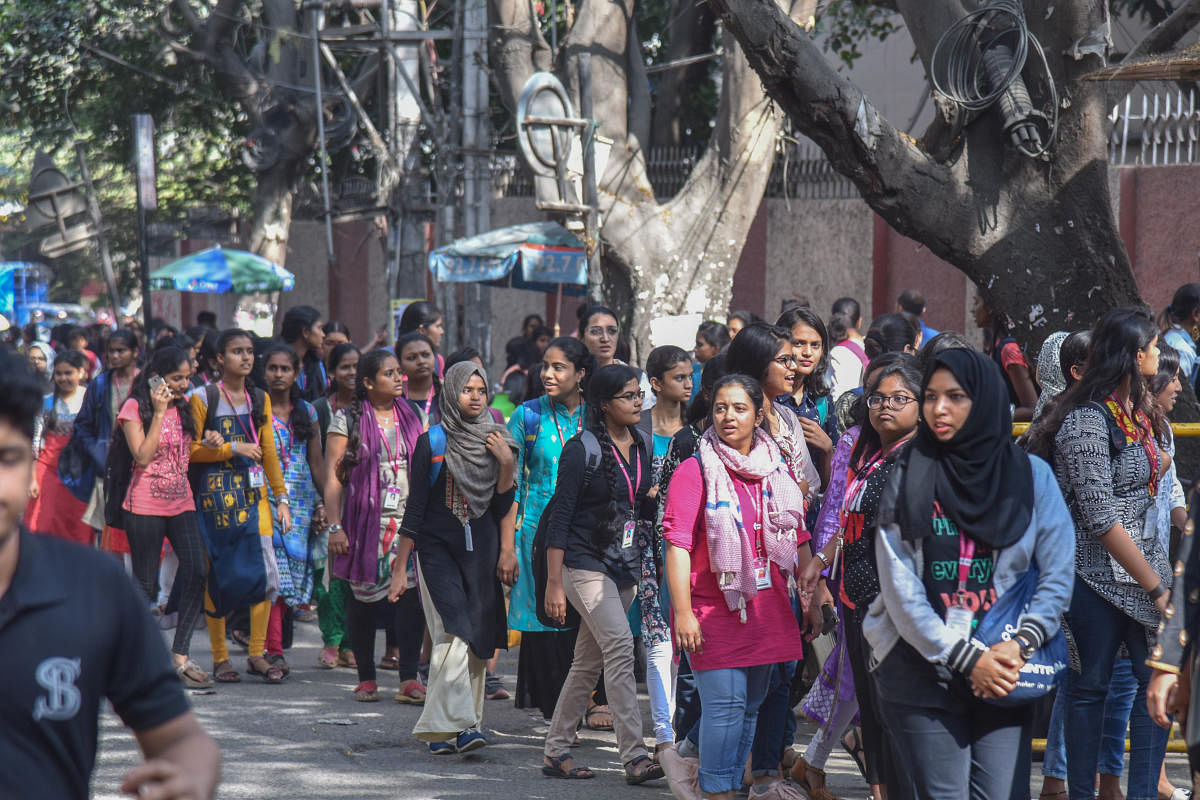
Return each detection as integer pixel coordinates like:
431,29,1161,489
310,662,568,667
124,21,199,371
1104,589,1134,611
662,457,807,671
998,341,1029,371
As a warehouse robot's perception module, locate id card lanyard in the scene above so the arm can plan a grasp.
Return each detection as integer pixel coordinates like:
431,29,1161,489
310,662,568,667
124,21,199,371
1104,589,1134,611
219,382,265,488
832,440,905,578
751,483,772,590
945,534,977,641
611,443,642,548
377,406,405,512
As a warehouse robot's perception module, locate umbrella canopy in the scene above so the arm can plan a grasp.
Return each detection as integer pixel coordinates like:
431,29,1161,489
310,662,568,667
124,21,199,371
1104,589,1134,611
149,247,295,294
428,221,588,294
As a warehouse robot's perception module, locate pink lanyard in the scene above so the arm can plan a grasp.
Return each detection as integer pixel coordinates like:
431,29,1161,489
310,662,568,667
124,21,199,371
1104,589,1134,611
552,403,581,443
953,532,976,608
750,482,766,556
218,382,258,446
377,406,401,468
405,386,435,424
272,415,293,472
610,444,642,509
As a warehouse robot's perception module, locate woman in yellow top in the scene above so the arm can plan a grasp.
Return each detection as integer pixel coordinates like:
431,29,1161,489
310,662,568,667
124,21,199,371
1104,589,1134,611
190,328,293,684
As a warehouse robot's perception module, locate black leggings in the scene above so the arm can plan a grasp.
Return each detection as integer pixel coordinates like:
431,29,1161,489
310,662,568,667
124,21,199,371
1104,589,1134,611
346,590,425,684
124,511,207,657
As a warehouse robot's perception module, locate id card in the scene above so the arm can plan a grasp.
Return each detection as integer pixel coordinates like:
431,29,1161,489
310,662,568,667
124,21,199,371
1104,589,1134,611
464,522,474,552
753,557,772,590
248,466,265,488
382,487,402,511
945,605,974,641
621,519,636,548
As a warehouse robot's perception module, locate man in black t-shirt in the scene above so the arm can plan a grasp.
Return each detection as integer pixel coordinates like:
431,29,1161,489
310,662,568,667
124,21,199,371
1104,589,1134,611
0,348,220,799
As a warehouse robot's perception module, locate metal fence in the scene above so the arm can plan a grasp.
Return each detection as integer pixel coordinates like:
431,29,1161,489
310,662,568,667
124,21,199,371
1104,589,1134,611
490,140,861,201
1108,89,1200,166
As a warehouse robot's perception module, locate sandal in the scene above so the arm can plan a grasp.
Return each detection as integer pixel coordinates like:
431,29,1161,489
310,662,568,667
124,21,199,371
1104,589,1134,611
353,681,379,702
542,753,595,779
337,649,357,668
841,726,868,781
176,660,214,689
585,702,614,731
791,756,842,800
378,655,400,671
266,653,290,677
213,659,241,683
394,678,426,704
230,629,251,649
318,646,339,669
624,754,665,785
246,655,285,684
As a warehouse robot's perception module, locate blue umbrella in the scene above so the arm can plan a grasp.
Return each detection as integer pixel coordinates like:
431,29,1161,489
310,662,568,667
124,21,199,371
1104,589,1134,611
149,247,295,294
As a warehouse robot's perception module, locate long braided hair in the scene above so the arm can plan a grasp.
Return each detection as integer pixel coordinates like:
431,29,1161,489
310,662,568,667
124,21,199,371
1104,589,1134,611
336,348,396,486
584,363,645,548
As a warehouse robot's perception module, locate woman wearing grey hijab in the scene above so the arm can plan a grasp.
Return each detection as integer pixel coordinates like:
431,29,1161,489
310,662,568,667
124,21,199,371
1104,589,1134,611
1032,331,1070,421
392,361,518,755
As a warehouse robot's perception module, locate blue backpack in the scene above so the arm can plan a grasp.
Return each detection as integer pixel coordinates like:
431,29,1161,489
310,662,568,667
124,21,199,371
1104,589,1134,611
427,399,544,487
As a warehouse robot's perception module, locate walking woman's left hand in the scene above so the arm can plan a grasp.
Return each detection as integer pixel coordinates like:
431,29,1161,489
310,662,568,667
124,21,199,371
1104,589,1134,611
1147,669,1179,729
496,548,519,586
485,431,514,466
277,503,292,534
388,566,408,602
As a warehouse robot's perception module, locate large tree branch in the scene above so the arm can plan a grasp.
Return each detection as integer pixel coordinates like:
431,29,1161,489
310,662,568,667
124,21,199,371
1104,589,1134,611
708,0,969,250
1124,0,1200,63
486,0,553,112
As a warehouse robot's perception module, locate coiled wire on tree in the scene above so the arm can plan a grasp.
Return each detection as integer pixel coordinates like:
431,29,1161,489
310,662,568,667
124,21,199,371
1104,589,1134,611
930,0,1058,159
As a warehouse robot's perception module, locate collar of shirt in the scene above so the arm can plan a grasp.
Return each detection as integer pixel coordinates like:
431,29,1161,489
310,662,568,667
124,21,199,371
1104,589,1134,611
0,529,70,632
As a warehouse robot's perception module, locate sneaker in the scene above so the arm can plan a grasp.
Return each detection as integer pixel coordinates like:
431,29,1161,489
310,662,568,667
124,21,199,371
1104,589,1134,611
658,745,701,800
429,740,456,755
394,678,426,704
455,729,488,753
485,670,510,700
750,780,808,800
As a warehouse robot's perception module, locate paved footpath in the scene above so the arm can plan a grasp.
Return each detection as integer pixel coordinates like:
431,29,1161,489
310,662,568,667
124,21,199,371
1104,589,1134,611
93,619,1191,799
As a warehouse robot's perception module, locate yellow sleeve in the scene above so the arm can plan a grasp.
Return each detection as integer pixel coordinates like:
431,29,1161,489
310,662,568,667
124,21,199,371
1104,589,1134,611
190,392,233,463
260,394,288,498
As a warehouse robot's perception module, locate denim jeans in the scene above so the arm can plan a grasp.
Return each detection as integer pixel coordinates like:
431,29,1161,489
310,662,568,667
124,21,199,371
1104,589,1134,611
1063,578,1168,800
1099,657,1138,776
1042,687,1068,780
675,651,702,744
693,664,773,794
749,661,798,777
645,638,677,745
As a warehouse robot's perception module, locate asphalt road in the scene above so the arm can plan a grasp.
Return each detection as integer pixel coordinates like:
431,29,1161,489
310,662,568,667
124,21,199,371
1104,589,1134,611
92,618,1192,800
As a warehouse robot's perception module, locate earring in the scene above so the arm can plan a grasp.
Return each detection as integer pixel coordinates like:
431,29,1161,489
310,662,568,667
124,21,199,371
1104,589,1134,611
1191,324,1199,340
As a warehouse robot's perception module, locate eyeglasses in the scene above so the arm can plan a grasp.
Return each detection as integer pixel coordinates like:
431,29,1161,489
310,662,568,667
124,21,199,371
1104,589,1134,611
866,394,917,411
586,326,620,339
611,390,646,403
773,355,798,367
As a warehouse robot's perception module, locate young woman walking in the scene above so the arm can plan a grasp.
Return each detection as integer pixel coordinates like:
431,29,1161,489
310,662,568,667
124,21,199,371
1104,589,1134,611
1159,283,1200,388
322,348,427,703
541,364,662,785
776,305,836,484
396,332,441,428
280,305,328,401
663,374,810,800
507,337,592,718
118,345,211,689
313,342,359,668
866,348,1074,799
189,328,293,685
261,344,327,675
390,362,517,754
580,305,654,409
28,349,92,545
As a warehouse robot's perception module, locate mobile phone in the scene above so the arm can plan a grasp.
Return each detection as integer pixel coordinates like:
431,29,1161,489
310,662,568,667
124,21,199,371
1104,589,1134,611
148,375,165,392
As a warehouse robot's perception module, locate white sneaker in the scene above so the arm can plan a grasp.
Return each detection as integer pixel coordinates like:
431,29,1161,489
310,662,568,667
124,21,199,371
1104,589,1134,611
658,745,701,800
751,779,809,800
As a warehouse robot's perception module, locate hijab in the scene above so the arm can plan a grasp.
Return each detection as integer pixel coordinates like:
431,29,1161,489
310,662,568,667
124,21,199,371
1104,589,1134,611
1032,330,1069,420
897,348,1033,548
439,362,517,519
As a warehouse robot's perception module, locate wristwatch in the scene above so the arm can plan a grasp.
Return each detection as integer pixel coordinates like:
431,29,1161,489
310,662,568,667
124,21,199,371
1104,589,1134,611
325,523,343,536
277,496,290,505
1013,633,1037,661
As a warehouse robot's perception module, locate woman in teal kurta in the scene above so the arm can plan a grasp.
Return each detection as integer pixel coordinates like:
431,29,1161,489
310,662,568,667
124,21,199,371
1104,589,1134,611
504,338,589,719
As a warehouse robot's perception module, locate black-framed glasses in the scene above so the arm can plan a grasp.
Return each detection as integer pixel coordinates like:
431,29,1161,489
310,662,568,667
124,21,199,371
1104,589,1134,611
611,390,646,403
866,394,917,411
586,325,620,339
773,355,798,367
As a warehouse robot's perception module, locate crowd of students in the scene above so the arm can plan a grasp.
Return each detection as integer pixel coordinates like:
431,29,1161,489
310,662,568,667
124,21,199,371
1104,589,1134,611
14,284,1200,800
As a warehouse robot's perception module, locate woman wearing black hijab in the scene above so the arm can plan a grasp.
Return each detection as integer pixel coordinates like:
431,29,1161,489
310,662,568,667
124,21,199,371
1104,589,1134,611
863,349,1075,799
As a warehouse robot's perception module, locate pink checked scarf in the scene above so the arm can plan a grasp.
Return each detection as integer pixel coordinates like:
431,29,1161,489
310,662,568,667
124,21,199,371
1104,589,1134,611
698,427,806,621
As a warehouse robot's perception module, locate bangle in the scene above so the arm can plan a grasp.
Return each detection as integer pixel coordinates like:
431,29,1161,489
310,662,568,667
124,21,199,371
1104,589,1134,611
815,550,831,568
278,496,290,505
1148,581,1168,601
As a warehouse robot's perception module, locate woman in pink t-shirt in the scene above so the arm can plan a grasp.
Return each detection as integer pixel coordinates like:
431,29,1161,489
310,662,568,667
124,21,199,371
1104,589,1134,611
118,345,211,689
662,375,813,800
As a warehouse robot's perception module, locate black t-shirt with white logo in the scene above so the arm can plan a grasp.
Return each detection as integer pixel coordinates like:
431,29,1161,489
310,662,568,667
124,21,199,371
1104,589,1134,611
0,529,190,799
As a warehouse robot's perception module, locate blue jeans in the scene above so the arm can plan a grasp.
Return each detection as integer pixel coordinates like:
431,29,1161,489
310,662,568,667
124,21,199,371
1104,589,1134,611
1063,578,1168,800
693,664,773,794
674,651,701,744
1043,659,1139,781
1099,657,1138,776
749,661,798,777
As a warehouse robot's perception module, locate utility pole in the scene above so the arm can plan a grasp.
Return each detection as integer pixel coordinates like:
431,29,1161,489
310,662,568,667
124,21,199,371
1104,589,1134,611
73,142,124,325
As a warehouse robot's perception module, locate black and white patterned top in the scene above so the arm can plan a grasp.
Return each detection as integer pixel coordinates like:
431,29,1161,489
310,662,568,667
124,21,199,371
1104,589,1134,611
1052,404,1169,628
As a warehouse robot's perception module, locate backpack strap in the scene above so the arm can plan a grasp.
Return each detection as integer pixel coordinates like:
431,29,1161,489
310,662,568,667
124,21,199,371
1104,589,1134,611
579,429,603,489
521,398,542,465
203,383,221,433
428,423,447,486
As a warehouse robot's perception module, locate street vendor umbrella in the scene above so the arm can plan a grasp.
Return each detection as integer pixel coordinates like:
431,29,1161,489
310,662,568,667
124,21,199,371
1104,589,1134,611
428,221,588,295
149,247,295,294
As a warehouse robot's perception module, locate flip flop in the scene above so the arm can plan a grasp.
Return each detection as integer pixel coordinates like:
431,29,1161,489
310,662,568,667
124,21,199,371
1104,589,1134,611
543,753,594,779
213,659,241,683
176,660,215,689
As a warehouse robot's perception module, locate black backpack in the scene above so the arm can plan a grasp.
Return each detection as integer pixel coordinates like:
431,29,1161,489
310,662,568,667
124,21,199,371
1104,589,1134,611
103,423,135,529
